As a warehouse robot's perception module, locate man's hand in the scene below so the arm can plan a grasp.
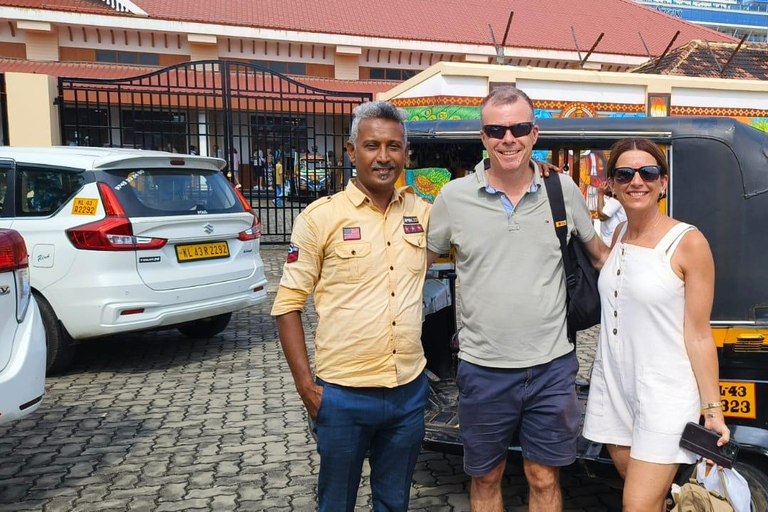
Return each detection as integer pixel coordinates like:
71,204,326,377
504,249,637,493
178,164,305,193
535,160,561,178
598,182,610,196
298,381,324,420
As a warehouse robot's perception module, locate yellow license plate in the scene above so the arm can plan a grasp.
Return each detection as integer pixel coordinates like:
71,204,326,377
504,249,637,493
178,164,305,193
719,381,756,419
71,198,99,216
175,241,230,262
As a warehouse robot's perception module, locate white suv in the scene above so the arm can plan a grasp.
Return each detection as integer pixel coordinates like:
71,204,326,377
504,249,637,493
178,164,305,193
0,228,46,424
0,147,268,373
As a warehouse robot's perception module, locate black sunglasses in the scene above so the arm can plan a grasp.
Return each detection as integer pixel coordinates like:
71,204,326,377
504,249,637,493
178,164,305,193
482,122,535,139
611,165,662,184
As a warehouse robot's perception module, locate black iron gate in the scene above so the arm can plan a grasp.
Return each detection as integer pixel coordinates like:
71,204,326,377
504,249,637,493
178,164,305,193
57,60,372,242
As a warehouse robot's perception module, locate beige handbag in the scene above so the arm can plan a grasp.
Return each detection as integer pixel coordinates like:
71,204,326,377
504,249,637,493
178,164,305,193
672,469,734,512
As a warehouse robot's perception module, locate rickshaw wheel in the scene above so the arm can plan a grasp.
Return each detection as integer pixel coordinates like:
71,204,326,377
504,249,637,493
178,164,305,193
676,460,768,511
734,461,768,511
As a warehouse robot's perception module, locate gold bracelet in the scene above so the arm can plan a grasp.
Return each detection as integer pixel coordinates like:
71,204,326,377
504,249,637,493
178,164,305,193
702,401,723,410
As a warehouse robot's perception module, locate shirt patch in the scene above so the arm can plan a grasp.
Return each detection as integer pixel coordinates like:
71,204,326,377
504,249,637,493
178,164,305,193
403,216,419,224
403,223,424,234
286,243,299,263
343,227,361,240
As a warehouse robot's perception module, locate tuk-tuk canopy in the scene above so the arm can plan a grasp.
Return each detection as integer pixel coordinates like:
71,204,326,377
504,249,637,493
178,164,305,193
406,117,768,199
405,116,768,323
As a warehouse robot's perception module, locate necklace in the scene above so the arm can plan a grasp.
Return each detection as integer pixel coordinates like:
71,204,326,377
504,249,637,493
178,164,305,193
623,213,663,246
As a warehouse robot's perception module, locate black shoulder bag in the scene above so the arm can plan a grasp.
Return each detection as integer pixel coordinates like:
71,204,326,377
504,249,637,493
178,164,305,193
542,173,601,343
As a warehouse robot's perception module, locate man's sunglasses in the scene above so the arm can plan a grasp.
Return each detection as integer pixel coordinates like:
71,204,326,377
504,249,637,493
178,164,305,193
482,122,535,139
611,165,662,184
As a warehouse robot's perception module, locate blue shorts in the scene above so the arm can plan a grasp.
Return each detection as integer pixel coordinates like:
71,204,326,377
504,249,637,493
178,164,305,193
457,351,580,476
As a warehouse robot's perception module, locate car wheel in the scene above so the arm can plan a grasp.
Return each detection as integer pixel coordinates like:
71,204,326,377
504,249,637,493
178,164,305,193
677,460,768,511
34,292,75,375
177,313,232,339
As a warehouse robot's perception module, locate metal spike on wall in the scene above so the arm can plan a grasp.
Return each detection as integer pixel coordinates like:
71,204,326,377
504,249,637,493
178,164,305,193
98,0,148,16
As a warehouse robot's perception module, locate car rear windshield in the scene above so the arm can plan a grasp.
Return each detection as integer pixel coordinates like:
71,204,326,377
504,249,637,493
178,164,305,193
100,168,245,217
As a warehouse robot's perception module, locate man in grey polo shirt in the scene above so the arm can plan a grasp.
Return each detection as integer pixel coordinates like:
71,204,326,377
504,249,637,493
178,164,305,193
427,86,609,511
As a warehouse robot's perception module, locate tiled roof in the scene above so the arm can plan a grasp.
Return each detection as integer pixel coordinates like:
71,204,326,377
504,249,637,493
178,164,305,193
0,58,395,94
135,0,737,56
0,0,737,57
631,40,768,80
0,57,155,78
0,0,118,15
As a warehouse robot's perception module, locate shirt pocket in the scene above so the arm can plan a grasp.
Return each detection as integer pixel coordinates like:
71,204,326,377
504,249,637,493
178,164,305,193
334,242,372,282
402,233,426,274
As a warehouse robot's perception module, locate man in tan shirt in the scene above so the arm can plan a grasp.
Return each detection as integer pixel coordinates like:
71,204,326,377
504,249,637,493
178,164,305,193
271,101,431,512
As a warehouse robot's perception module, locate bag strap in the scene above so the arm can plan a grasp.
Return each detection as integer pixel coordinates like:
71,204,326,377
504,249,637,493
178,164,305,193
717,468,735,509
542,174,574,290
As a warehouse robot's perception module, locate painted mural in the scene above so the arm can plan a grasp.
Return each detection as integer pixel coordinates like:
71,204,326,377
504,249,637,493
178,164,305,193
396,96,768,210
396,98,768,133
397,168,452,203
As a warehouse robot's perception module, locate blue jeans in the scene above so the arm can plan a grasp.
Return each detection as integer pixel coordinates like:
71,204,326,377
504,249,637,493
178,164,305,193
314,373,429,512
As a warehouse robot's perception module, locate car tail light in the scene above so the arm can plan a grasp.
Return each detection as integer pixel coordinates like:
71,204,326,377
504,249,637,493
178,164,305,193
0,229,31,322
66,182,167,251
238,214,262,241
233,186,253,213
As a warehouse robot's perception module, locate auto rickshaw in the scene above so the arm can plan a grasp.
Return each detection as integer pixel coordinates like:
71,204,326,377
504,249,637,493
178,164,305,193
408,116,768,509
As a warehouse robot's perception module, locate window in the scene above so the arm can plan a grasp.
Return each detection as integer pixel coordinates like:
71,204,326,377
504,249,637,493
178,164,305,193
0,167,8,216
368,68,416,81
138,53,160,65
287,62,307,75
16,167,85,217
251,60,306,75
96,50,159,66
62,107,111,147
100,168,244,217
121,110,187,152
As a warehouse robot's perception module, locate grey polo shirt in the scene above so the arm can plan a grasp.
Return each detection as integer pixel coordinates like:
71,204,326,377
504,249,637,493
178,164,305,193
427,163,595,368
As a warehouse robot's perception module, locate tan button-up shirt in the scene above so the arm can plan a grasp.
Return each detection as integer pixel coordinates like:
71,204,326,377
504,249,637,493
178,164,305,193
271,179,431,387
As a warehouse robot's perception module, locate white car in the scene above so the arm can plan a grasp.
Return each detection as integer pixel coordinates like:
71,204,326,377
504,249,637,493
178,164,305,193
0,147,268,373
0,228,46,424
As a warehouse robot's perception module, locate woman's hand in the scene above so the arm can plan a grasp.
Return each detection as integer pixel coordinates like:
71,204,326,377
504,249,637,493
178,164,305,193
704,406,731,447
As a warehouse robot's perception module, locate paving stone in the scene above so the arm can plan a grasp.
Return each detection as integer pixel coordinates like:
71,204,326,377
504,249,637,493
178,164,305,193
185,486,238,500
155,499,210,511
0,246,623,511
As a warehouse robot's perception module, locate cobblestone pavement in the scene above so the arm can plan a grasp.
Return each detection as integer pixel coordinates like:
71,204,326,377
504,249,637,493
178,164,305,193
0,245,622,511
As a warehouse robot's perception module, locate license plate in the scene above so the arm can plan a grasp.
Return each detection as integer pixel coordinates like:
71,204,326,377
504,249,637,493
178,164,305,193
719,381,756,419
175,241,230,262
71,198,99,216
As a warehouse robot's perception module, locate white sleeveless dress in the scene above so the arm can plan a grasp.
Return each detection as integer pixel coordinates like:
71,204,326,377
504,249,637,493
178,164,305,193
583,222,700,464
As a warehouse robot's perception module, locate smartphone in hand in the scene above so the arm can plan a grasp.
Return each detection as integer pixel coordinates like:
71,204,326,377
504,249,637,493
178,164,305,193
679,422,739,469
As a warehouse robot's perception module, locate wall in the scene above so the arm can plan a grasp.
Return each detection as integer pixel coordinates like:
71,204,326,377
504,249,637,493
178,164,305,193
5,73,60,146
382,62,768,131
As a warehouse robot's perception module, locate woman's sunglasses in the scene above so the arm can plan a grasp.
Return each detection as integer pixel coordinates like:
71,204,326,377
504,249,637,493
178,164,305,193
482,122,535,139
611,165,662,184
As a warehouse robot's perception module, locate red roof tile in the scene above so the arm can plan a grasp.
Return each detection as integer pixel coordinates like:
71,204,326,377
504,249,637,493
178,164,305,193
0,0,736,57
632,40,768,80
0,0,118,15
0,58,395,94
126,0,736,57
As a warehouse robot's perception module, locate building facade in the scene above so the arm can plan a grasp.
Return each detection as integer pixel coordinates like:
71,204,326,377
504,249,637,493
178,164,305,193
637,0,768,42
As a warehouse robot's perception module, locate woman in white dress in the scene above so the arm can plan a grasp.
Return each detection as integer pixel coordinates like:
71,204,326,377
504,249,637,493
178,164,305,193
582,138,730,511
